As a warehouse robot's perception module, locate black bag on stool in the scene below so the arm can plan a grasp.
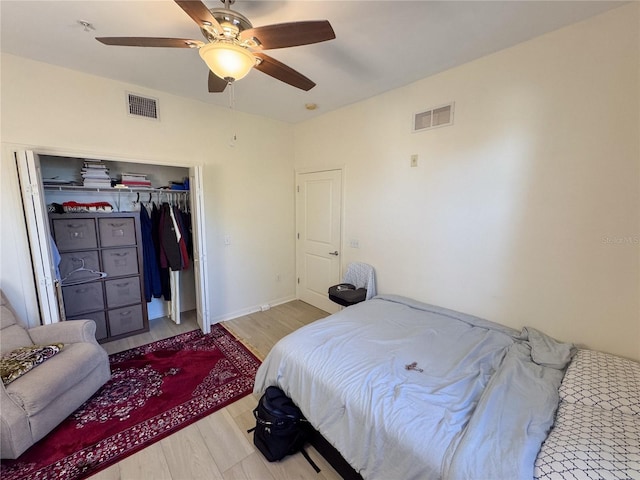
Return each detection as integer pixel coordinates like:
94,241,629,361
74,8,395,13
250,386,320,472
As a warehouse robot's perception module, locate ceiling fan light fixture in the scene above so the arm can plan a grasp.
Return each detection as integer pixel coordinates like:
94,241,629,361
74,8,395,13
199,42,255,82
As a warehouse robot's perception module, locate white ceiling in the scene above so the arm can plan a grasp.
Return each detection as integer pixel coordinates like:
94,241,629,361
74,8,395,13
0,1,624,124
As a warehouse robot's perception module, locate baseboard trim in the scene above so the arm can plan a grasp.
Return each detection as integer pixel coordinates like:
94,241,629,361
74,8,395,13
211,295,297,324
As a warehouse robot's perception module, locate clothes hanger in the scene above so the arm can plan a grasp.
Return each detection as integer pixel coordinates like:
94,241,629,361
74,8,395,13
138,192,152,212
141,192,152,212
130,192,141,212
60,257,108,286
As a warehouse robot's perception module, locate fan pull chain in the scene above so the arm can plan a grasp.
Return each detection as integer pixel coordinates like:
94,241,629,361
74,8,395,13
228,81,237,147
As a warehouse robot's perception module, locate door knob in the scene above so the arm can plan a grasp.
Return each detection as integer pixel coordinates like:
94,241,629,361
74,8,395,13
329,251,339,256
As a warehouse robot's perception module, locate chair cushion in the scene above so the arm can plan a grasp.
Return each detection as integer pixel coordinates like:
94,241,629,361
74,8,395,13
1,344,64,385
328,284,367,307
5,342,106,416
0,305,33,355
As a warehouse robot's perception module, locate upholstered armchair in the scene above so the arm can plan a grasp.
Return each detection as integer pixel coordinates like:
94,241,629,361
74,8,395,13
0,290,111,459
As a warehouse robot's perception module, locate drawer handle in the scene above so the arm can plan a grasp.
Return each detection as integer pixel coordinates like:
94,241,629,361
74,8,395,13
111,252,129,257
109,222,126,227
114,282,130,287
67,224,84,228
119,310,132,317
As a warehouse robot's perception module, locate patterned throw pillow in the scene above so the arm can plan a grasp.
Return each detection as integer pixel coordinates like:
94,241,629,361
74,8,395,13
559,349,640,416
534,401,640,479
0,344,64,385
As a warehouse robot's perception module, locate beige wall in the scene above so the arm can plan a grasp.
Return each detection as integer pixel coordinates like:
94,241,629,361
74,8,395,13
2,5,638,360
0,53,296,325
294,4,640,360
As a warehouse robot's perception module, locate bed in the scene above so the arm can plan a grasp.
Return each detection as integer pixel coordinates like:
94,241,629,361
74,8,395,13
254,295,640,479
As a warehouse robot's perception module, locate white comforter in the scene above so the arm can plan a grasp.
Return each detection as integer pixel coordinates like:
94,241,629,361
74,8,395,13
254,295,573,480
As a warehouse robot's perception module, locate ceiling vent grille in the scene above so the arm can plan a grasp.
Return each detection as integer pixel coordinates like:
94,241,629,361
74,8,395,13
127,93,159,120
413,102,454,133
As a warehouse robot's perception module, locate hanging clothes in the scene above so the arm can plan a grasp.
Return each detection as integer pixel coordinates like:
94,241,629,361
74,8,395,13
180,208,193,260
149,195,191,302
173,204,190,270
139,206,162,302
50,235,61,281
152,202,171,301
159,202,182,271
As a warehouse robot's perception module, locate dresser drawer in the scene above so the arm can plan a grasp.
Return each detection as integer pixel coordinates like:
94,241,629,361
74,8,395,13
101,248,139,277
52,218,97,251
68,311,107,341
59,251,101,285
98,218,136,247
105,277,141,308
108,304,144,336
62,282,104,316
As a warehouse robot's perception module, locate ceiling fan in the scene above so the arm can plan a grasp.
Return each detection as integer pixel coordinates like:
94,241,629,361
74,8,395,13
96,0,336,92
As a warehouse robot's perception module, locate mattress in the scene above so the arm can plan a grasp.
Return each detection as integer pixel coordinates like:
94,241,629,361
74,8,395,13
254,295,576,479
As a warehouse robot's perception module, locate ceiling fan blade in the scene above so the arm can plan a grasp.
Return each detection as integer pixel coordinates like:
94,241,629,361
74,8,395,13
208,71,228,93
96,37,203,48
174,0,223,34
253,53,315,91
240,20,335,50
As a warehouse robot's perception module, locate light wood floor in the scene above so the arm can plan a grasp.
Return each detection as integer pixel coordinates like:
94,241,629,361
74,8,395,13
92,300,335,480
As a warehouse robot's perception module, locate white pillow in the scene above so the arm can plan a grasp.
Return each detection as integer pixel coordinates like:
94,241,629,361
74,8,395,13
559,349,640,416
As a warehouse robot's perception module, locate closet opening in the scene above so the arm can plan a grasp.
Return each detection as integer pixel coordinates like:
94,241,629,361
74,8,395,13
16,150,211,344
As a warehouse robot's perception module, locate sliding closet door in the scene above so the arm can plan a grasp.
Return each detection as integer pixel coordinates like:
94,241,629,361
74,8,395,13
15,150,61,324
190,165,211,333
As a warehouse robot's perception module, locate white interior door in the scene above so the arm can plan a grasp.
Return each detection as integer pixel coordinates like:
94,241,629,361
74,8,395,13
190,165,211,333
296,169,342,313
15,150,60,324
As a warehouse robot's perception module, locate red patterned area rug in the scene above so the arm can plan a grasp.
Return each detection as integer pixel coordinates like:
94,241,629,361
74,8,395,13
1,325,260,480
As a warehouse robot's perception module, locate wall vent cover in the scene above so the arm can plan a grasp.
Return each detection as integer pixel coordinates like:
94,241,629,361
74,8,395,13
413,102,454,132
127,93,159,120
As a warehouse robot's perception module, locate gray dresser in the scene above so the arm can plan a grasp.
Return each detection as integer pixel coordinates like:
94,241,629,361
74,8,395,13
50,212,149,342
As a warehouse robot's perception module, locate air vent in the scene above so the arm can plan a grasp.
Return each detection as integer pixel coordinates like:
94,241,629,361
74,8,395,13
127,93,159,120
413,102,454,132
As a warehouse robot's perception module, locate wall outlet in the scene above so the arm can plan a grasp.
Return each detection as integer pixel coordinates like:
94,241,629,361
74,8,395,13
410,154,418,167
260,304,271,312
224,234,231,245
349,239,360,248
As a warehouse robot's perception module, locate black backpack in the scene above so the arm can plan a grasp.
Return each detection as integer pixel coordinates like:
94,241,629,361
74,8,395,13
250,386,320,472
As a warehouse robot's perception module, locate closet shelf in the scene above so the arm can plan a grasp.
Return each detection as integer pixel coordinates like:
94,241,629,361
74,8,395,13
43,185,189,194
